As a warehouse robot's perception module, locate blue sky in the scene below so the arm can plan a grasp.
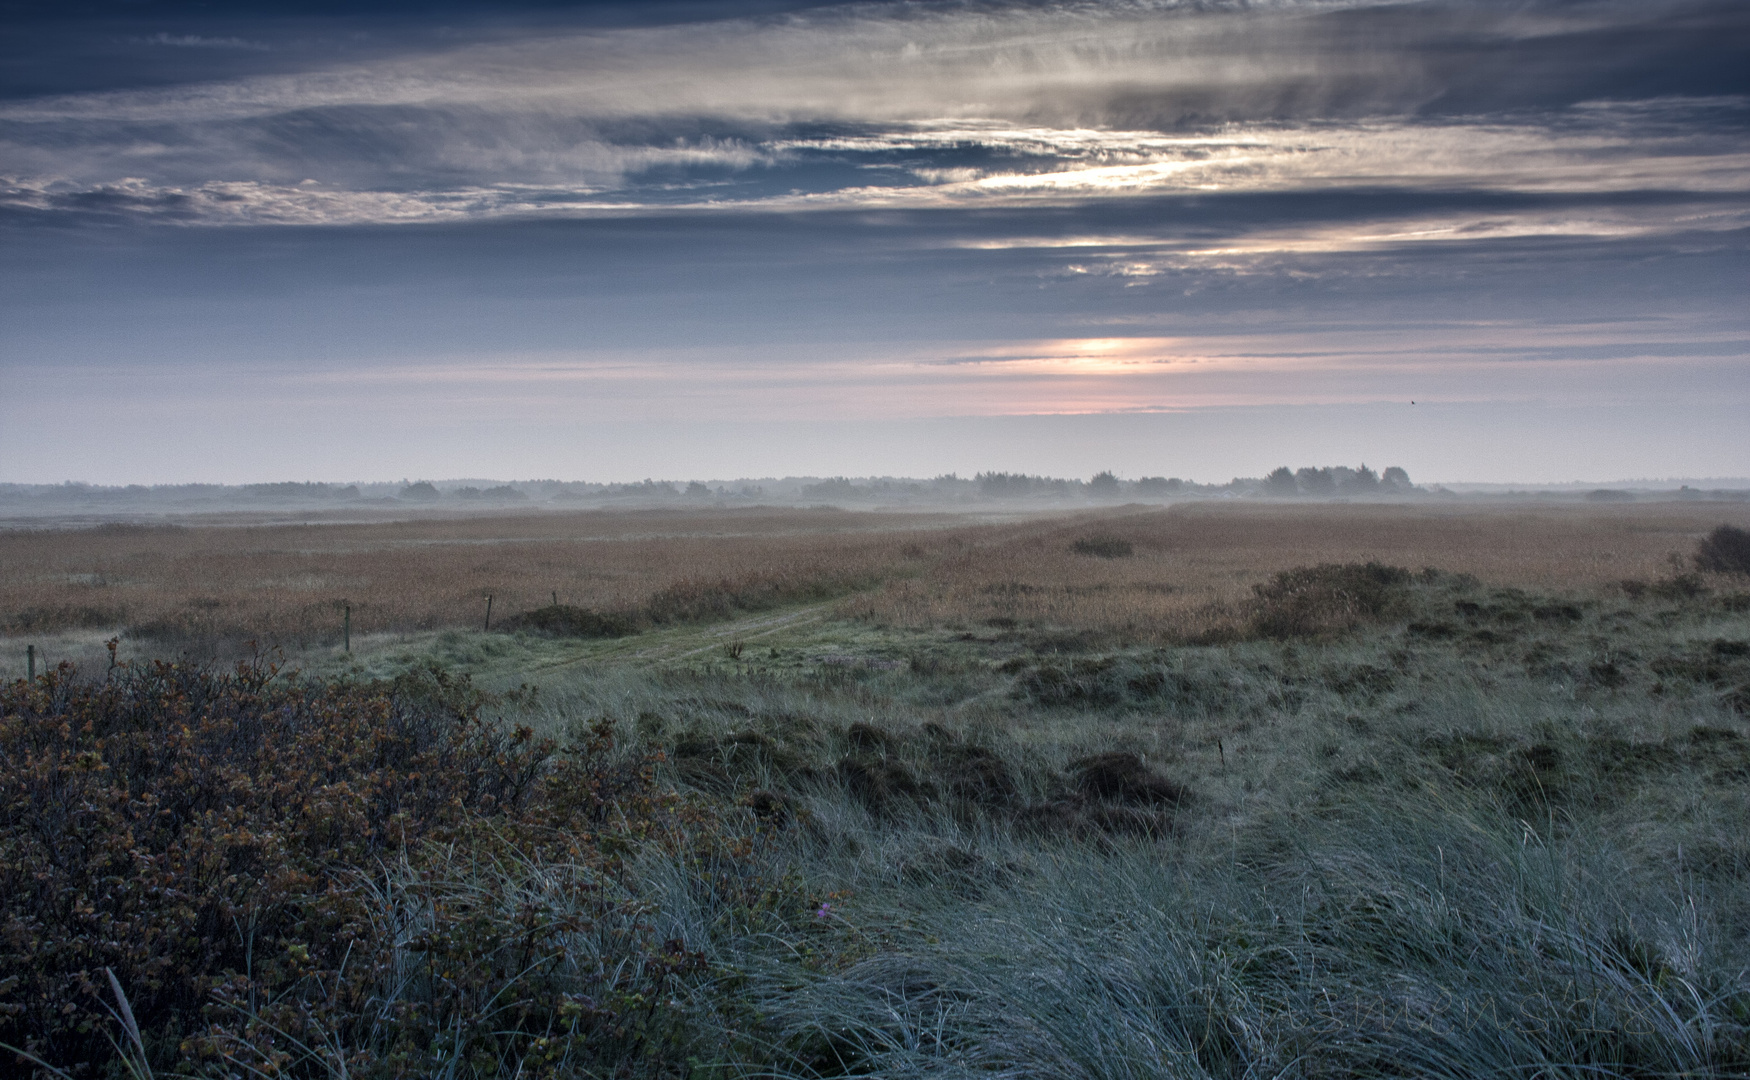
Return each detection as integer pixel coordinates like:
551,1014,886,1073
2,0,1746,484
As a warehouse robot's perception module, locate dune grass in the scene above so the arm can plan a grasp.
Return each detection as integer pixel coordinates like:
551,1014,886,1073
4,504,1750,1076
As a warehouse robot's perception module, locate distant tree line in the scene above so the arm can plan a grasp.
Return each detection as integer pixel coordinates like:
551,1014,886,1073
1261,465,1414,496
977,472,1081,497
28,469,1750,513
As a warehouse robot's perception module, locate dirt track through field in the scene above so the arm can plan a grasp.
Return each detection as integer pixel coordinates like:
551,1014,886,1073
529,603,836,671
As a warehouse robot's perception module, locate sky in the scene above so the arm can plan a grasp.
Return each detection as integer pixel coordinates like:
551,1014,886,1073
1,0,1746,485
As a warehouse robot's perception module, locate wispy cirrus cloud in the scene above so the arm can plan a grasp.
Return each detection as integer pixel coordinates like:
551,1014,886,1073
6,107,1747,247
129,33,271,51
1,0,1744,235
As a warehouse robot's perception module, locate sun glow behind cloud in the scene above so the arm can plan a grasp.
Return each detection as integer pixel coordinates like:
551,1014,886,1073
0,0,1746,482
198,312,1742,426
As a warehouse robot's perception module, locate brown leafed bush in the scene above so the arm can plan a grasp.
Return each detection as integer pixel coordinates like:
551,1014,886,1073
1696,525,1750,575
0,658,757,1077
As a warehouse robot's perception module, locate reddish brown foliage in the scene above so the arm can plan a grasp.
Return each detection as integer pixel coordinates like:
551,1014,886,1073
0,658,746,1077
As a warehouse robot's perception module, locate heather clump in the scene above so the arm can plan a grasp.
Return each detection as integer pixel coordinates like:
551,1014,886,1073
0,657,772,1077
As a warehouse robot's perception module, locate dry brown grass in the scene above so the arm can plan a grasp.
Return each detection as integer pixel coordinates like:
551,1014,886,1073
3,501,1746,650
844,501,1750,641
0,508,977,646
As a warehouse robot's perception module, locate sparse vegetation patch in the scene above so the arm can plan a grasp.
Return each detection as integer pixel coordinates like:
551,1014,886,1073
1070,533,1134,558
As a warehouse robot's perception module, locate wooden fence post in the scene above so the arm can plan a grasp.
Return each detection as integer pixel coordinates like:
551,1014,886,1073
344,604,351,652
484,595,494,631
27,644,35,681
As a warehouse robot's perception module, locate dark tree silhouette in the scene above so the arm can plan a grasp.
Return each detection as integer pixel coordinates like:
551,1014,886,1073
1341,465,1380,493
1296,467,1335,495
1088,471,1121,496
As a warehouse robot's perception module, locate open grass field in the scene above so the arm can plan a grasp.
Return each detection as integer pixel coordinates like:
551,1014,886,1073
5,500,1750,1078
0,507,978,663
851,501,1750,642
5,500,1746,669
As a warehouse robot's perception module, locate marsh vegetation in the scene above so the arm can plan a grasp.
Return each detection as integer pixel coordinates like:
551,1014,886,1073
3,502,1742,661
3,505,1750,1077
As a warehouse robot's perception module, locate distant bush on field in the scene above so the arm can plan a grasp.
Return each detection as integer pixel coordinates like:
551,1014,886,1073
0,658,759,1076
1250,562,1415,638
644,569,882,624
1696,524,1750,574
501,602,641,638
1071,534,1133,558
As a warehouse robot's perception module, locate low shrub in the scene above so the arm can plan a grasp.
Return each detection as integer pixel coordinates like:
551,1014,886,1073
1250,562,1414,638
1696,524,1750,575
501,602,642,638
2,604,123,633
1017,655,1263,715
0,657,761,1077
1070,534,1133,558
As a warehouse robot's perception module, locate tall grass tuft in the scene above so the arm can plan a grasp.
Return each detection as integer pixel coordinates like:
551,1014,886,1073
730,803,1750,1078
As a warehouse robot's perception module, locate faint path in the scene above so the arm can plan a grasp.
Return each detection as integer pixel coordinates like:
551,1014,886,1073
528,602,834,671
